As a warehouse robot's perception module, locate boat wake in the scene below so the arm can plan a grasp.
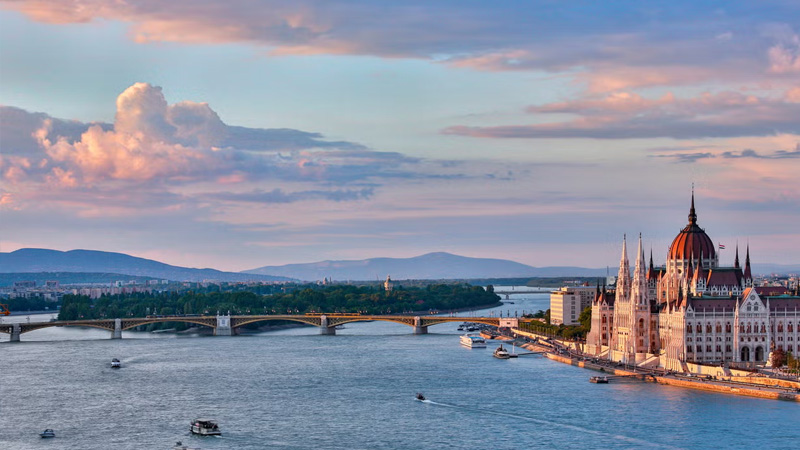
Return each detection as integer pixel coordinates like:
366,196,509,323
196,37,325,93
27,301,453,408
421,400,685,450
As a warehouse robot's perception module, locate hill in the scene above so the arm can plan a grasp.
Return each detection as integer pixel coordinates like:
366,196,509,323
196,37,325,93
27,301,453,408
243,252,608,281
0,249,292,283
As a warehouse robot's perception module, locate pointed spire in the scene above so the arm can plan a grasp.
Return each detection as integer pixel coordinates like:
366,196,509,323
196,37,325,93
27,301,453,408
734,243,740,268
744,243,752,280
688,186,697,225
617,234,631,299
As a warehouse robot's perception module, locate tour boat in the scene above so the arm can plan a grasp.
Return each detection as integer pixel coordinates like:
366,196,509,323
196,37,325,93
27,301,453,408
415,393,426,401
111,358,121,368
190,418,221,436
40,429,55,438
590,376,609,384
460,334,486,348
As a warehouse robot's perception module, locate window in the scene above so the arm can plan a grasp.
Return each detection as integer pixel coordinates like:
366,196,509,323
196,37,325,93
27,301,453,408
725,345,731,352
716,345,721,352
716,323,722,333
789,323,794,332
687,346,693,353
726,322,731,333
707,324,712,333
778,322,784,332
696,345,702,353
706,345,712,352
687,323,692,333
697,324,702,333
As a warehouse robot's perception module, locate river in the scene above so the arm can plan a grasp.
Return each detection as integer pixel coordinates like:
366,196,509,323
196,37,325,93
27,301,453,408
1,288,798,449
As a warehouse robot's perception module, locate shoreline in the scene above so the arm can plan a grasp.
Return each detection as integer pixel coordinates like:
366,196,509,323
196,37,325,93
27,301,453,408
514,331,800,402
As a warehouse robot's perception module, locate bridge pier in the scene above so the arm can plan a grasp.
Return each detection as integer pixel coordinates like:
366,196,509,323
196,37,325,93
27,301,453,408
413,316,428,335
215,314,232,336
111,318,122,339
319,315,336,335
10,323,21,342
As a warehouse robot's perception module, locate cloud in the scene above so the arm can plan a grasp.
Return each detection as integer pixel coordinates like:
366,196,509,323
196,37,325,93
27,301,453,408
0,82,412,187
442,89,800,140
206,187,374,204
655,144,800,163
4,1,800,91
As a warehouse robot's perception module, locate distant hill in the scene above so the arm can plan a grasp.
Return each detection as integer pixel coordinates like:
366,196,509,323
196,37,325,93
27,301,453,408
243,252,608,281
0,272,158,287
0,249,292,283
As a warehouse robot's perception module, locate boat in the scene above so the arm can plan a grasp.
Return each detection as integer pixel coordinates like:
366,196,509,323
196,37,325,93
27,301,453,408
190,418,221,436
493,345,511,359
40,429,55,438
111,358,121,368
460,334,486,348
415,393,426,401
590,376,609,384
173,441,201,450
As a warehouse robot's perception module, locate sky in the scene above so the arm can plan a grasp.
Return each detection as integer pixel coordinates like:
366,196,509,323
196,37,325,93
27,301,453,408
1,0,799,272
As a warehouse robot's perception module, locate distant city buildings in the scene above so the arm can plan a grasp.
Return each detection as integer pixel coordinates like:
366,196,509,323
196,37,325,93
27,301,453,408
586,193,800,370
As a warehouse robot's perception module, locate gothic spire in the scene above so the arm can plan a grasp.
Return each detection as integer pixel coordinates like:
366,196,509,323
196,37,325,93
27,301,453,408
734,243,740,268
688,187,697,225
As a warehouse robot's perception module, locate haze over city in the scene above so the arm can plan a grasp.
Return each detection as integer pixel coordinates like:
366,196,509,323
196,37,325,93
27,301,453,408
2,1,799,272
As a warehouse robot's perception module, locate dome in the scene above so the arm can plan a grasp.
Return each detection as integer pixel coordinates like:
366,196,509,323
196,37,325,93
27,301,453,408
668,194,716,262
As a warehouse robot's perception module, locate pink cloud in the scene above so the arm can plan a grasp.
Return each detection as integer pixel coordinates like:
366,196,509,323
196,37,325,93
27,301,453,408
444,89,800,140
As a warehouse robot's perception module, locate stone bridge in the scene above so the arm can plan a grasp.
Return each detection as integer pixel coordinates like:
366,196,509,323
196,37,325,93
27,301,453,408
1,314,525,341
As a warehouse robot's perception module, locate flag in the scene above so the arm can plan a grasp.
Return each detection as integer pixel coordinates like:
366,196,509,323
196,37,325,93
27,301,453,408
719,244,726,249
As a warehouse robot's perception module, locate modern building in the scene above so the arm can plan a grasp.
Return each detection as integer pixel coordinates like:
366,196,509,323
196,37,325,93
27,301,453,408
586,193,800,371
550,286,596,325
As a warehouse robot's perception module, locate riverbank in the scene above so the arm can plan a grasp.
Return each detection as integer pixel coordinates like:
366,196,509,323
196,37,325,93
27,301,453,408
513,330,800,402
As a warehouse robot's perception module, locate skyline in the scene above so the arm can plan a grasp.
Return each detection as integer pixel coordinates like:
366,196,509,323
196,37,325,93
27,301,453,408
1,1,799,271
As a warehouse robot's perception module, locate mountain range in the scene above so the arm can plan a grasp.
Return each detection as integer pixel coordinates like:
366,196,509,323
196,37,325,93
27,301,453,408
244,252,609,280
0,249,290,283
1,248,797,284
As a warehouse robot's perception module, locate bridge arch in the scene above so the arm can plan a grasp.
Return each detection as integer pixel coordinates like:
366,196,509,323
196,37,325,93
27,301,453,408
120,318,216,331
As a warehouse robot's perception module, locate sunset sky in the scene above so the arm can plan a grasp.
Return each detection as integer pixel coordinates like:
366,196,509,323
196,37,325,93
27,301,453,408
1,1,799,271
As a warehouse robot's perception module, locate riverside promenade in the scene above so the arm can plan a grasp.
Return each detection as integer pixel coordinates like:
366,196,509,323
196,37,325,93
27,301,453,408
512,329,800,402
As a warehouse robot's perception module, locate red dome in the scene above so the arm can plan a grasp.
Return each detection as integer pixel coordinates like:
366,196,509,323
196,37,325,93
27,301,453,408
668,194,716,261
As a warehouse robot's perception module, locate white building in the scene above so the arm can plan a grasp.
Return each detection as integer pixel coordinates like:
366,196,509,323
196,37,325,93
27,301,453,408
550,286,596,325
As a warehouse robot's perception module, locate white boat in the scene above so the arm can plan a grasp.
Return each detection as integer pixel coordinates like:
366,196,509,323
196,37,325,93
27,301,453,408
173,441,201,450
493,345,510,359
40,429,55,438
190,418,221,436
460,334,486,348
111,358,121,368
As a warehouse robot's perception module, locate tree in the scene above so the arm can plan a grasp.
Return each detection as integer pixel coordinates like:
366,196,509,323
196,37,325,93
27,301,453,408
771,347,787,368
578,306,592,331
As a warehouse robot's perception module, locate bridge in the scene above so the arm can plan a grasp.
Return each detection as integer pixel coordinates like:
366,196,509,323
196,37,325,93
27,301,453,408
0,314,531,342
494,288,552,299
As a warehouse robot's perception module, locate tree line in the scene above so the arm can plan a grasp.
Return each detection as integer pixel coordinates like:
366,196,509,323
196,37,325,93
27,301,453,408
57,283,501,322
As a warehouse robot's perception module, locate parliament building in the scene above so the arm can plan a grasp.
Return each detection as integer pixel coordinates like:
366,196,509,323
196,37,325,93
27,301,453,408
585,194,800,371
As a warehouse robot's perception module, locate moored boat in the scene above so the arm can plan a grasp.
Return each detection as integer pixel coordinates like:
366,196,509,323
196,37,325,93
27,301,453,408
590,376,609,384
460,334,486,348
111,358,121,368
190,418,221,436
40,429,55,438
493,345,511,359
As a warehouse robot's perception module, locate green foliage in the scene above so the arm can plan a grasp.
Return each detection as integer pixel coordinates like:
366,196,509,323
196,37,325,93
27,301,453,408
5,296,60,312
56,283,501,324
518,305,593,341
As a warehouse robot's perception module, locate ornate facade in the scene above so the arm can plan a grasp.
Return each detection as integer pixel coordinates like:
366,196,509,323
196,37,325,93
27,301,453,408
586,194,800,371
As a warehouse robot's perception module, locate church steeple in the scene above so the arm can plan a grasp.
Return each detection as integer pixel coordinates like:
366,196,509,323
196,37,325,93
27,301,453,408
734,243,740,268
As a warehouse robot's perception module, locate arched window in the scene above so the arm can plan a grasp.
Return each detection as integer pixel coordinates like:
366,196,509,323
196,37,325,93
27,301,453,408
696,345,702,353
639,318,645,336
755,346,765,361
716,323,722,333
726,322,731,333
602,316,607,324
741,346,750,361
725,345,731,352
697,324,702,333
687,323,692,333
706,323,712,333
687,346,693,353
760,323,766,333
778,322,784,332
746,323,752,333
789,323,794,332
706,345,712,352
716,345,721,352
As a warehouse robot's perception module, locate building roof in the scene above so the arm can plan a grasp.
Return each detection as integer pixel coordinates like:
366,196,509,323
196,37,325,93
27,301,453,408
668,193,716,262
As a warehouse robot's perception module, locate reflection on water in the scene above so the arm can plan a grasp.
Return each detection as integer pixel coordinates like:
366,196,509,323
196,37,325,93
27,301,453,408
2,289,798,450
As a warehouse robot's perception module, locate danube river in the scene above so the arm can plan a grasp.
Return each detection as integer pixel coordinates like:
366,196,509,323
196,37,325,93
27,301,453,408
1,289,798,449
